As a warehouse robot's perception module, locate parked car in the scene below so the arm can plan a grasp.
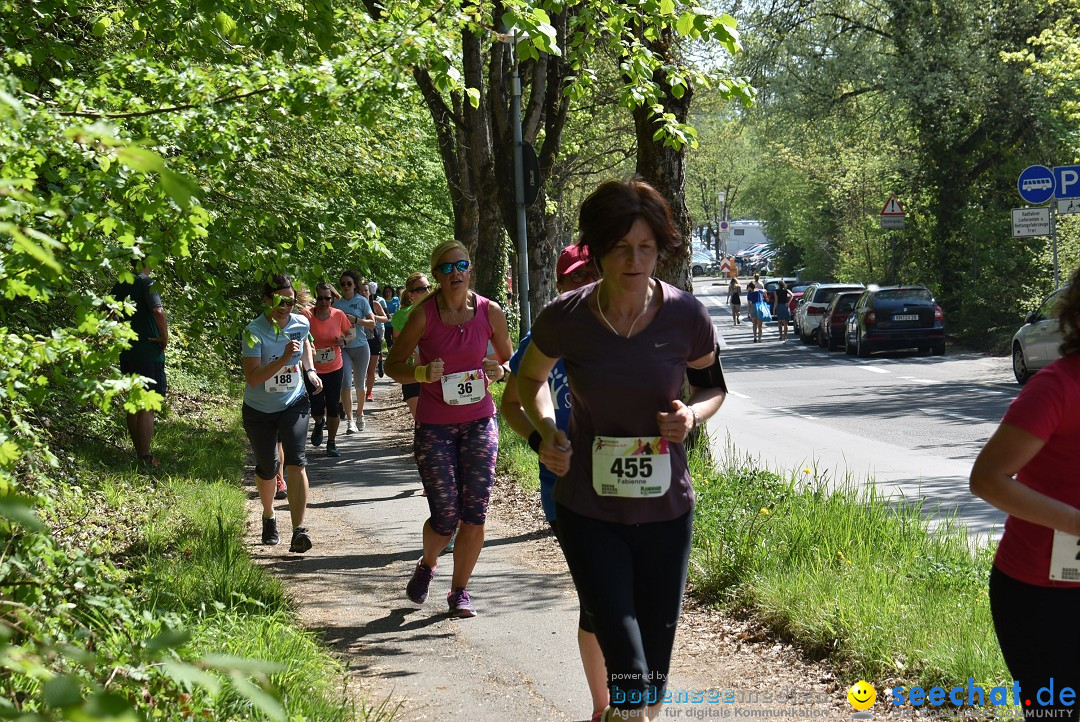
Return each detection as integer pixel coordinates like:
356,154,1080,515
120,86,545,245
844,285,945,357
1011,286,1067,384
796,283,866,343
691,250,717,277
818,291,863,351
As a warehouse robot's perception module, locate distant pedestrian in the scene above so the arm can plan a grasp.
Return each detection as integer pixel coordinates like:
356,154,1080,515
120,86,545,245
773,280,793,341
746,281,767,342
111,258,169,469
302,282,355,457
727,278,742,325
392,272,432,419
381,284,400,350
970,265,1080,722
362,281,388,396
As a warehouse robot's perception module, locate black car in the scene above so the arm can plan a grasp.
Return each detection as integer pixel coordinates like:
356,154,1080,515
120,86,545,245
845,285,945,357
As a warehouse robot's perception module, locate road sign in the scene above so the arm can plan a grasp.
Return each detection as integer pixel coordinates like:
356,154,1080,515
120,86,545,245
1054,165,1080,199
880,194,905,229
1018,165,1055,204
718,220,730,232
1012,207,1051,237
1059,198,1080,215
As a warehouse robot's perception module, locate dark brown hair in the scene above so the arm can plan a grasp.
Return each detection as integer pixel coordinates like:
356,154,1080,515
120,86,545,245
576,177,679,261
261,273,293,300
1057,265,1080,357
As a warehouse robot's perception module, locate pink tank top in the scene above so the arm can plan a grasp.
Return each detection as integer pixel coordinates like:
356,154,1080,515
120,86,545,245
416,293,495,425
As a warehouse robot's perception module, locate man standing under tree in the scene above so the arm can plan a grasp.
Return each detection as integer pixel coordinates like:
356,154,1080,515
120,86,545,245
112,260,169,469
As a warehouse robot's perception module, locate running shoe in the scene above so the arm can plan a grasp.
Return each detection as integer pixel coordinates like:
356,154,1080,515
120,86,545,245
446,587,476,618
357,417,366,432
406,559,435,604
365,391,374,402
326,443,341,457
345,419,356,434
262,516,280,545
274,476,287,500
310,419,325,446
289,527,312,553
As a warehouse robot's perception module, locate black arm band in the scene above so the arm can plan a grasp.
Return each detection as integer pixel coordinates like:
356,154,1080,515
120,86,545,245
527,430,543,454
686,343,728,392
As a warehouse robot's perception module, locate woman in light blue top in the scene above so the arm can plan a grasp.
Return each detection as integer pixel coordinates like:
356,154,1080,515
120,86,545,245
242,274,322,553
334,270,377,433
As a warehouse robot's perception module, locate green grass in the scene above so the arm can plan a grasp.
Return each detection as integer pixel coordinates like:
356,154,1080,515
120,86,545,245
688,444,1006,689
493,411,1009,695
30,368,399,721
490,382,541,493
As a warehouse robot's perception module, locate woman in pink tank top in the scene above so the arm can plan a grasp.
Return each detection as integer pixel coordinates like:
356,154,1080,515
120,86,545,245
385,240,513,618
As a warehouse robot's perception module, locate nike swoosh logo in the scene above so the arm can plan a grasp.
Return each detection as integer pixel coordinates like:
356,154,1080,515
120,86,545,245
655,342,669,348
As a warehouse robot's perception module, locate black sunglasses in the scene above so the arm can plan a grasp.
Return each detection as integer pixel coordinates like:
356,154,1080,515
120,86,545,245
276,297,296,307
409,285,431,294
435,260,470,275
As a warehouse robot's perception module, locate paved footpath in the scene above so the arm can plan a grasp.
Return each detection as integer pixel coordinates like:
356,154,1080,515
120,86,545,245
247,377,853,721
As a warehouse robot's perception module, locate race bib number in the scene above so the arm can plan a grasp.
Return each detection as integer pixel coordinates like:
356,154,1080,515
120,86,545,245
315,347,336,364
265,364,300,394
1049,530,1080,581
591,436,672,498
441,369,486,406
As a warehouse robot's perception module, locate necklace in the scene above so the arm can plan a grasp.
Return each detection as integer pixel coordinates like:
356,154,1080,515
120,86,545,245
597,281,653,338
441,299,470,333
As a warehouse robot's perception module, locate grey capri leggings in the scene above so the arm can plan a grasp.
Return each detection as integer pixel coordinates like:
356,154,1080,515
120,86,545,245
341,344,371,398
242,395,310,480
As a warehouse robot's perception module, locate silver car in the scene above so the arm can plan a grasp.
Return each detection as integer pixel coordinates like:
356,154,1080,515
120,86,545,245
1012,286,1067,384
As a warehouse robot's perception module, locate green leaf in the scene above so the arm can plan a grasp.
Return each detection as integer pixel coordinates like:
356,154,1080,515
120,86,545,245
215,12,237,37
677,11,697,36
0,223,62,272
68,692,139,721
465,87,480,108
43,675,82,708
201,654,285,675
230,673,286,722
146,627,192,652
116,146,165,174
159,169,199,208
660,0,676,15
161,660,222,696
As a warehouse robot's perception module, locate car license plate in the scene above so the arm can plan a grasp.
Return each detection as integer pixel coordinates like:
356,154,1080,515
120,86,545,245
893,314,918,321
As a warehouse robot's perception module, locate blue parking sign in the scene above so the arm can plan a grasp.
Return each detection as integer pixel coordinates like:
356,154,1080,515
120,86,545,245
1018,165,1055,204
1054,165,1080,199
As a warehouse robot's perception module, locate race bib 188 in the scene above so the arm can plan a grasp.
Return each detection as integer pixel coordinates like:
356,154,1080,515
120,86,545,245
591,436,671,498
265,363,300,394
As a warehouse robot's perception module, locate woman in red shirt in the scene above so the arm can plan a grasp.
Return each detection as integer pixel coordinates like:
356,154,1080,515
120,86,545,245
971,266,1080,720
303,282,354,457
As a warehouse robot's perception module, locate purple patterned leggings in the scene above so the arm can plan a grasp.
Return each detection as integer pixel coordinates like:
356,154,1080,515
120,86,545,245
413,415,498,536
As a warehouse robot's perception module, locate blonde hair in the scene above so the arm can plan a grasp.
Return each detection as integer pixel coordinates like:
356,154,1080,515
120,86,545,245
430,240,471,275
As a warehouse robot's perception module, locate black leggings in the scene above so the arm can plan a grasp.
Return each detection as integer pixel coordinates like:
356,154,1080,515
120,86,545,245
242,396,310,480
555,504,693,710
990,566,1080,720
308,367,343,418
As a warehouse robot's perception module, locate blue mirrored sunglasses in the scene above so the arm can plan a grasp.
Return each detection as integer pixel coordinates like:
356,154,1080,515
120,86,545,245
436,259,470,275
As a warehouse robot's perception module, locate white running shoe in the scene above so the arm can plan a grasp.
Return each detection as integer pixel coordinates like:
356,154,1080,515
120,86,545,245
345,419,357,434
357,417,366,432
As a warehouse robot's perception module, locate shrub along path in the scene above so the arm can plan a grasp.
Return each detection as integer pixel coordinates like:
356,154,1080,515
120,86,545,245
245,376,861,721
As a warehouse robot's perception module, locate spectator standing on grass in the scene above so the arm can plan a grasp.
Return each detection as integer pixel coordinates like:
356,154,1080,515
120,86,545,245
500,244,608,721
970,265,1080,721
111,258,169,470
516,178,727,721
386,241,513,618
241,274,321,553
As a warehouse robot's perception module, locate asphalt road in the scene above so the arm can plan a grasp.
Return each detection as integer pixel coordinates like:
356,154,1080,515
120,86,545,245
694,276,1015,540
